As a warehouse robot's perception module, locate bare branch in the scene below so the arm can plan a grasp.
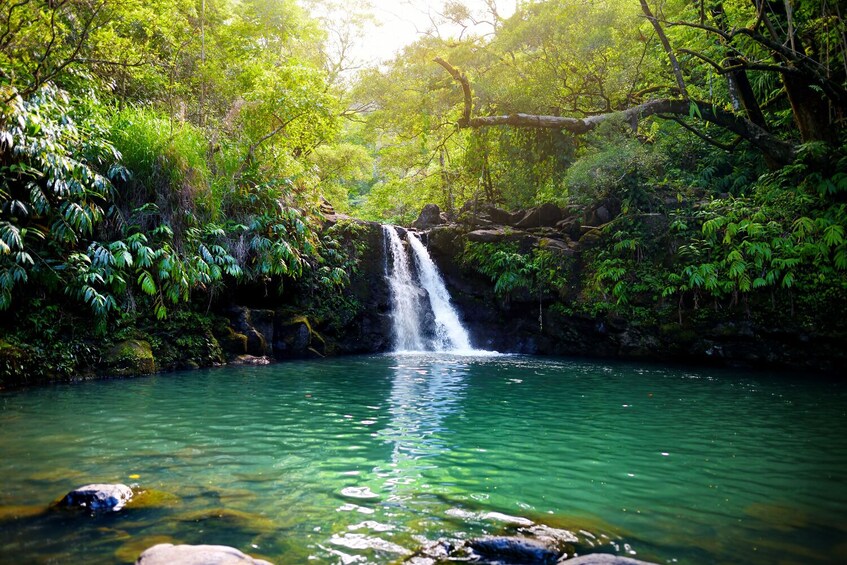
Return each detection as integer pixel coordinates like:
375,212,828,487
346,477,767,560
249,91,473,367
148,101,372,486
434,57,796,165
0,0,32,50
662,115,742,152
639,0,688,99
433,57,472,126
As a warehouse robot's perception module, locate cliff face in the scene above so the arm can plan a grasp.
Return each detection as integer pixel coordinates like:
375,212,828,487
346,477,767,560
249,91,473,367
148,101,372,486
219,219,394,361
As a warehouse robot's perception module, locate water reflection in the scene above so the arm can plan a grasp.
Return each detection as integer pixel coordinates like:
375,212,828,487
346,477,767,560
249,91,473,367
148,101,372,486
376,354,468,502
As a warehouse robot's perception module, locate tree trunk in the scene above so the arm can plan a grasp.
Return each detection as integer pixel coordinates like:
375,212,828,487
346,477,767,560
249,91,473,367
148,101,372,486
783,74,837,144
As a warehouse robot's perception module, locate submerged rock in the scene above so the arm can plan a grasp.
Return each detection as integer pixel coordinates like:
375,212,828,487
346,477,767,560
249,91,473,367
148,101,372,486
561,554,659,564
230,355,271,366
61,483,133,512
125,489,181,509
135,543,272,565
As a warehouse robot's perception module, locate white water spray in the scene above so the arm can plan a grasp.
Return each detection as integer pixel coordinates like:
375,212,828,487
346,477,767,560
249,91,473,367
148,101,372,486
407,232,472,352
383,225,427,351
382,226,475,352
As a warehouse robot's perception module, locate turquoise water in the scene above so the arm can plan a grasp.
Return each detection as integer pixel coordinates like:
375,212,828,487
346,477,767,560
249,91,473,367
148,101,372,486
0,354,845,564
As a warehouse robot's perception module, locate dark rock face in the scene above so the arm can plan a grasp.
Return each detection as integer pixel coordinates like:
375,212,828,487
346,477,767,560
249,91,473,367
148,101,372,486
331,221,393,353
228,307,274,357
135,544,272,565
61,484,133,512
221,220,393,358
274,317,312,357
213,204,843,371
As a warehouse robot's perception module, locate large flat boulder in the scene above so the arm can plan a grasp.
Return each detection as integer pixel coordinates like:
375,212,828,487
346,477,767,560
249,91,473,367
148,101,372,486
136,544,272,565
467,228,527,243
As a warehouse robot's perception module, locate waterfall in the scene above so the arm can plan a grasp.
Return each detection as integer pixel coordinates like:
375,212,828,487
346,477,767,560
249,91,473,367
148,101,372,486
383,225,427,351
407,233,472,352
382,226,473,352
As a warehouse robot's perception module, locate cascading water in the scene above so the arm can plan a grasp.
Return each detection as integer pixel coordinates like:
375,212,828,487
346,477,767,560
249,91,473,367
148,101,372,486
382,225,473,352
407,232,472,351
383,225,427,351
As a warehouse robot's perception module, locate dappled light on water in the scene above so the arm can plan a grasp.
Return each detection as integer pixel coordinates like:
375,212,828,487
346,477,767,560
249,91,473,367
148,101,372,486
0,356,845,564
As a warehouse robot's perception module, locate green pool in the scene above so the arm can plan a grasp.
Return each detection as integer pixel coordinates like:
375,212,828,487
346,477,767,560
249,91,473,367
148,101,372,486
0,354,844,563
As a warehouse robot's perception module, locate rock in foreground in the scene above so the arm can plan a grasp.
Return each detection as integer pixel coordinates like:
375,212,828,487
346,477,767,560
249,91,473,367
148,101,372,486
563,554,658,564
136,544,272,565
470,536,561,563
61,483,133,512
408,533,660,565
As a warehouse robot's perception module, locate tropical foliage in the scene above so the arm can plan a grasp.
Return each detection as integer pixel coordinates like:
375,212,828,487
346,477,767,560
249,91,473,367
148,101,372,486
1,0,846,378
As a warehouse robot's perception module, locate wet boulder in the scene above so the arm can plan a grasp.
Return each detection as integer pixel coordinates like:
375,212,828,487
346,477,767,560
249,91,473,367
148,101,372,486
135,544,272,565
61,483,133,512
230,355,271,366
470,536,562,564
561,554,659,564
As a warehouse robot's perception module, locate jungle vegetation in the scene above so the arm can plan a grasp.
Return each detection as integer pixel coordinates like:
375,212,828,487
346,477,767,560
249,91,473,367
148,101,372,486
1,0,845,378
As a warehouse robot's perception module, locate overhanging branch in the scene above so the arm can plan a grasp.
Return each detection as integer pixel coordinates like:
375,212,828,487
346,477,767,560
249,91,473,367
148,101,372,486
434,57,798,166
433,57,472,126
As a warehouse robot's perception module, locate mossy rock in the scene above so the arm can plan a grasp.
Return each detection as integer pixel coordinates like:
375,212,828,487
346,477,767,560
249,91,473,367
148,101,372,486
0,504,46,522
125,489,181,509
114,535,177,563
274,315,326,358
171,508,276,532
103,339,156,376
218,327,248,355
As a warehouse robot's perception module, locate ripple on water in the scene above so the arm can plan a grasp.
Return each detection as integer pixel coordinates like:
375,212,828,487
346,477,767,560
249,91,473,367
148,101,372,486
0,356,844,565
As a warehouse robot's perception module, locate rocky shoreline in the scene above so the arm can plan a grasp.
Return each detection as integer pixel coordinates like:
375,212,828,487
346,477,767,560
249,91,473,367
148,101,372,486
48,483,659,565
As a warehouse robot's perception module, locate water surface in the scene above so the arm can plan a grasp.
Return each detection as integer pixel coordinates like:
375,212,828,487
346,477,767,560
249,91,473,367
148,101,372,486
0,354,845,564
